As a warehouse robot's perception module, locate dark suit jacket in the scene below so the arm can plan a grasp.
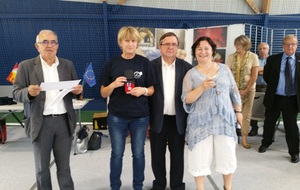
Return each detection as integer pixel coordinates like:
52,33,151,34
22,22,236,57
13,56,78,142
149,57,193,135
263,52,300,110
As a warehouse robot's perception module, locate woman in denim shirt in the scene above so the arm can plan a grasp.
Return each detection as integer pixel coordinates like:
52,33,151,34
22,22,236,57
181,36,242,190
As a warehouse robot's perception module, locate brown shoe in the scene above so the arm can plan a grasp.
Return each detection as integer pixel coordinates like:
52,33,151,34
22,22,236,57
241,142,251,149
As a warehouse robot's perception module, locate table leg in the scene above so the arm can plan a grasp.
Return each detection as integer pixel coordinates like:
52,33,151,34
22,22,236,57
9,110,24,128
74,108,82,155
0,123,4,144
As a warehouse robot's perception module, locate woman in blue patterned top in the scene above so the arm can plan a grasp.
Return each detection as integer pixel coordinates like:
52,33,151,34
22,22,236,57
181,36,242,190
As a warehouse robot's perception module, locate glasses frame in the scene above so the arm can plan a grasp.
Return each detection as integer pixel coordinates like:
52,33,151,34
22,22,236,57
37,40,59,46
283,43,298,47
160,43,178,48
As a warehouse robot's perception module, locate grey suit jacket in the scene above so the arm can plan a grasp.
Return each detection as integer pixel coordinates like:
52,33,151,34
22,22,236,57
149,57,193,135
13,56,78,142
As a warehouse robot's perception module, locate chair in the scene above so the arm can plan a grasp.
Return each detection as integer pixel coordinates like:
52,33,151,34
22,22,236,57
251,92,265,121
251,92,281,141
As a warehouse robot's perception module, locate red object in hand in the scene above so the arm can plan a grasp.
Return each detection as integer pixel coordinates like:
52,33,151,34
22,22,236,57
125,82,135,92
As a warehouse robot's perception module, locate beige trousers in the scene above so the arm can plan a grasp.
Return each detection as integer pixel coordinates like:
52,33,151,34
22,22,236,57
241,87,255,136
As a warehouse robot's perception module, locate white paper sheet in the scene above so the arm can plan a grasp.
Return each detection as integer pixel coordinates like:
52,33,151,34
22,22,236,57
40,80,81,91
40,80,81,110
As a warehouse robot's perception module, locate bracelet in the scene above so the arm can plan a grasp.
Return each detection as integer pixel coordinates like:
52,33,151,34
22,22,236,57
234,110,242,113
143,87,148,96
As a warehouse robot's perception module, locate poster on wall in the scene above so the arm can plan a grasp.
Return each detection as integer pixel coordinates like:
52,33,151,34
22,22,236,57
136,27,189,62
135,24,244,65
193,26,228,65
136,27,160,61
194,26,227,47
137,27,155,48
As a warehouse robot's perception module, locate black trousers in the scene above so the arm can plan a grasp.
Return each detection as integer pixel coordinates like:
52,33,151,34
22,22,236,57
262,95,299,156
149,115,185,190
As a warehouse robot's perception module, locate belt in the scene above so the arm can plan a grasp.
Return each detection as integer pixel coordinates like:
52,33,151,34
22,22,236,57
44,113,66,117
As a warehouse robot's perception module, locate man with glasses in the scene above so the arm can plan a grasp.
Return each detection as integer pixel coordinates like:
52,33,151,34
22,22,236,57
149,32,192,190
13,29,83,189
259,34,300,163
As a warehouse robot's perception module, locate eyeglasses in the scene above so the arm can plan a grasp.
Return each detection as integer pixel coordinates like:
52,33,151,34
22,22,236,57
37,40,59,46
283,43,298,47
161,43,178,47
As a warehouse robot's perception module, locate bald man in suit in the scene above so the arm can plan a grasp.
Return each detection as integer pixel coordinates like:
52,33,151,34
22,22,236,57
13,30,82,190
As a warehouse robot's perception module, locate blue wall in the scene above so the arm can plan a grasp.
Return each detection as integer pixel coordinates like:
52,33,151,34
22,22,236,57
1,0,300,109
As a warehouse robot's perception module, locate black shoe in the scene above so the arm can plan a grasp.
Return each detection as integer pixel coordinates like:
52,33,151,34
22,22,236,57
248,127,258,136
291,155,299,163
258,145,268,153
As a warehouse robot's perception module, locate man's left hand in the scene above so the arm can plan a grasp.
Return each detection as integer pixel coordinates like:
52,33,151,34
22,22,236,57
72,84,83,95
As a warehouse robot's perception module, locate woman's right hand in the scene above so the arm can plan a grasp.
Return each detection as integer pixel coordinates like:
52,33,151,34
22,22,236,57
112,76,127,88
202,78,216,90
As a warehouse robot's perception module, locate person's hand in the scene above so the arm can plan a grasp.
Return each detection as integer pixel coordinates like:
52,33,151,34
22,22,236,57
202,78,216,90
112,76,127,88
239,89,248,96
236,112,243,126
28,85,41,97
72,84,83,95
126,87,145,97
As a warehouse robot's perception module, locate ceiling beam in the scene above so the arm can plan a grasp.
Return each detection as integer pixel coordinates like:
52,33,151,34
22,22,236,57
262,0,272,14
118,0,126,5
245,0,260,14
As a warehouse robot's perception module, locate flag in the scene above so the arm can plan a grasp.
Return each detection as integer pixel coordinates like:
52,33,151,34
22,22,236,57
6,63,19,84
83,62,96,87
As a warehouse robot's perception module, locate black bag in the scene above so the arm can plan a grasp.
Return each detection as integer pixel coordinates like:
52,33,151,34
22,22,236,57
88,131,108,150
0,97,17,105
75,125,89,155
76,125,89,140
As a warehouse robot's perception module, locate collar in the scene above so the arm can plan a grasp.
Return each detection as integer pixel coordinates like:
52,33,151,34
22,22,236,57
40,55,59,68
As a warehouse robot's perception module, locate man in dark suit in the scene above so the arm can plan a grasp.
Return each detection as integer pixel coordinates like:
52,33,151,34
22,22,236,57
13,30,83,189
259,34,300,163
149,32,192,190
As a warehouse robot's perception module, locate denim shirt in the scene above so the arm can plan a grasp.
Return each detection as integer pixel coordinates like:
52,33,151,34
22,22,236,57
181,64,241,150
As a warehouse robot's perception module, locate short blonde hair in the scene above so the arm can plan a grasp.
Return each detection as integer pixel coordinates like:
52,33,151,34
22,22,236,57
234,35,252,51
117,26,141,47
282,34,298,45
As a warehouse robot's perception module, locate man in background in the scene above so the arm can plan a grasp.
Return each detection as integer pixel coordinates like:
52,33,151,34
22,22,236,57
249,42,269,136
259,34,300,163
149,32,192,190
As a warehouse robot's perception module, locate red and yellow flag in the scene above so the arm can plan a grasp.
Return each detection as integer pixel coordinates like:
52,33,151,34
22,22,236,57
6,63,18,84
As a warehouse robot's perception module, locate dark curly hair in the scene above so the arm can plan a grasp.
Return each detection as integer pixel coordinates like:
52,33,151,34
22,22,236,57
191,36,217,58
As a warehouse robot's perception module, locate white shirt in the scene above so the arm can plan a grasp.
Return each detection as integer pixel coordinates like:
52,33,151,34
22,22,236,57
162,58,176,115
41,56,67,115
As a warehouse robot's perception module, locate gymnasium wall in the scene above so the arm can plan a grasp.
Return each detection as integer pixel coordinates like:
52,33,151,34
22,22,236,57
1,0,300,109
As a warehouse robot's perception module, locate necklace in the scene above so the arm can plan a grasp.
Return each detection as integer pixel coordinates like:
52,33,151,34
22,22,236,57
207,62,220,79
232,51,249,90
232,51,250,104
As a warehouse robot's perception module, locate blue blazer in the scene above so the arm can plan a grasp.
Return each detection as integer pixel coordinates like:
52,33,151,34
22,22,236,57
13,56,78,142
149,57,192,135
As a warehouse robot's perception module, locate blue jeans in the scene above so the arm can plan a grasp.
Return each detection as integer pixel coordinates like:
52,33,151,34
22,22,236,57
108,113,149,190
